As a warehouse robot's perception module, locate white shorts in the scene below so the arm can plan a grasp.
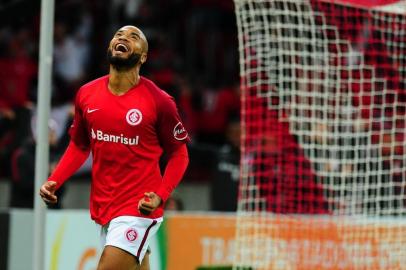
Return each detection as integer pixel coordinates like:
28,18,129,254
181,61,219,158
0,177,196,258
99,216,163,263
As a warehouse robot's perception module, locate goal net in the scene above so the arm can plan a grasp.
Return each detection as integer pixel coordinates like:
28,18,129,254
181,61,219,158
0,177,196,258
233,0,406,269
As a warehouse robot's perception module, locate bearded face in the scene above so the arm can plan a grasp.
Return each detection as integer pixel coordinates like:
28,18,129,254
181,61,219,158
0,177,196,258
107,26,147,71
107,48,141,71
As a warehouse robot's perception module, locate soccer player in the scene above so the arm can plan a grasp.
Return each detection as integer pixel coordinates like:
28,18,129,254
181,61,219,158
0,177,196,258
39,25,189,270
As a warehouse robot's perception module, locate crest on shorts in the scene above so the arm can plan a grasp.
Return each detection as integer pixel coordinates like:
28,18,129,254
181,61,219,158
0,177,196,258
126,109,143,126
125,228,138,242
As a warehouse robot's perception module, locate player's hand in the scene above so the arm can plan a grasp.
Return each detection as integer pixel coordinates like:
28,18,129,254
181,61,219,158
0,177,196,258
138,192,162,215
39,181,58,205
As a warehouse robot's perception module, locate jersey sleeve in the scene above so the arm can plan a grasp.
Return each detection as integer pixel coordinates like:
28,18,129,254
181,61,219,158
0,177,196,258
69,89,90,149
156,94,190,153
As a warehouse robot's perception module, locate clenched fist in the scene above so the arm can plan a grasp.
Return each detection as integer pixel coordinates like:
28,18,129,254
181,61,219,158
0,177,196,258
138,192,162,215
39,181,58,205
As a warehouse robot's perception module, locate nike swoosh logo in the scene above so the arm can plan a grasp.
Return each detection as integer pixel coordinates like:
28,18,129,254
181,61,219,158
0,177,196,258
87,108,100,113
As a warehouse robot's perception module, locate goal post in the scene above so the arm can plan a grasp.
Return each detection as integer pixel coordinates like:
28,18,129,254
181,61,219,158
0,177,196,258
233,0,406,269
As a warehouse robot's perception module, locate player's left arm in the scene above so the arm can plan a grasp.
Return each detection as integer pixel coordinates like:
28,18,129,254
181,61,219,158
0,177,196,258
156,143,189,201
138,92,190,215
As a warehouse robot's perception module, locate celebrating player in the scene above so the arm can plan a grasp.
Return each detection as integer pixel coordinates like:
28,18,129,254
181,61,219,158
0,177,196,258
39,25,189,270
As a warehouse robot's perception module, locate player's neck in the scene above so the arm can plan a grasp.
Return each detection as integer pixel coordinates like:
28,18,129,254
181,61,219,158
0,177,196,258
108,67,140,95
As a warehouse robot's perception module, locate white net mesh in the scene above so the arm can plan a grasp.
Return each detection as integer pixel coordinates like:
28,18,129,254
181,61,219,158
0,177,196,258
233,0,406,269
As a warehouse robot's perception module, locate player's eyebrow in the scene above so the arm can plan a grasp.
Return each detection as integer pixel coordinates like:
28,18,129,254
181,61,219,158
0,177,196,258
130,32,140,38
115,30,141,39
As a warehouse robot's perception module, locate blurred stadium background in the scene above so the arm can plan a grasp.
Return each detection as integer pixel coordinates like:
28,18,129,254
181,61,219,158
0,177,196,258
0,0,405,269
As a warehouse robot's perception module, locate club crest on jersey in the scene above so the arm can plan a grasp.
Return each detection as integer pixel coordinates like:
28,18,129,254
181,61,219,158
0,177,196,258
173,122,188,141
126,109,142,126
125,228,138,242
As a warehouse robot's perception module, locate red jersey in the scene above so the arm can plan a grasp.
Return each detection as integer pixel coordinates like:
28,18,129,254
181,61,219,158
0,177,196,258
70,75,188,225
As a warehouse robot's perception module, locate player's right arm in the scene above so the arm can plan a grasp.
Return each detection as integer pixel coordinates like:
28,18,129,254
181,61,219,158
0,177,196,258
40,88,90,205
39,140,90,204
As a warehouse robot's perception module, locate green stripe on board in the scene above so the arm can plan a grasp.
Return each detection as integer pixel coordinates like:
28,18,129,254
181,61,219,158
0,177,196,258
157,219,168,270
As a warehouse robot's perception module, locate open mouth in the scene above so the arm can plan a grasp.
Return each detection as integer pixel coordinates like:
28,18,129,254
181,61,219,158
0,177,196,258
115,43,129,53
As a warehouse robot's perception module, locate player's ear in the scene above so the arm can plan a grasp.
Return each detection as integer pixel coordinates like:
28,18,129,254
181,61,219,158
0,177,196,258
140,53,147,64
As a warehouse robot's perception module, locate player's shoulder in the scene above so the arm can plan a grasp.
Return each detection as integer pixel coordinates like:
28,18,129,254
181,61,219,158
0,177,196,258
78,75,109,96
141,76,172,101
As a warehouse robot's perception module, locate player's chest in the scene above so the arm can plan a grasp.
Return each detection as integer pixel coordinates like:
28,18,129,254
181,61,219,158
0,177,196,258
81,91,156,134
